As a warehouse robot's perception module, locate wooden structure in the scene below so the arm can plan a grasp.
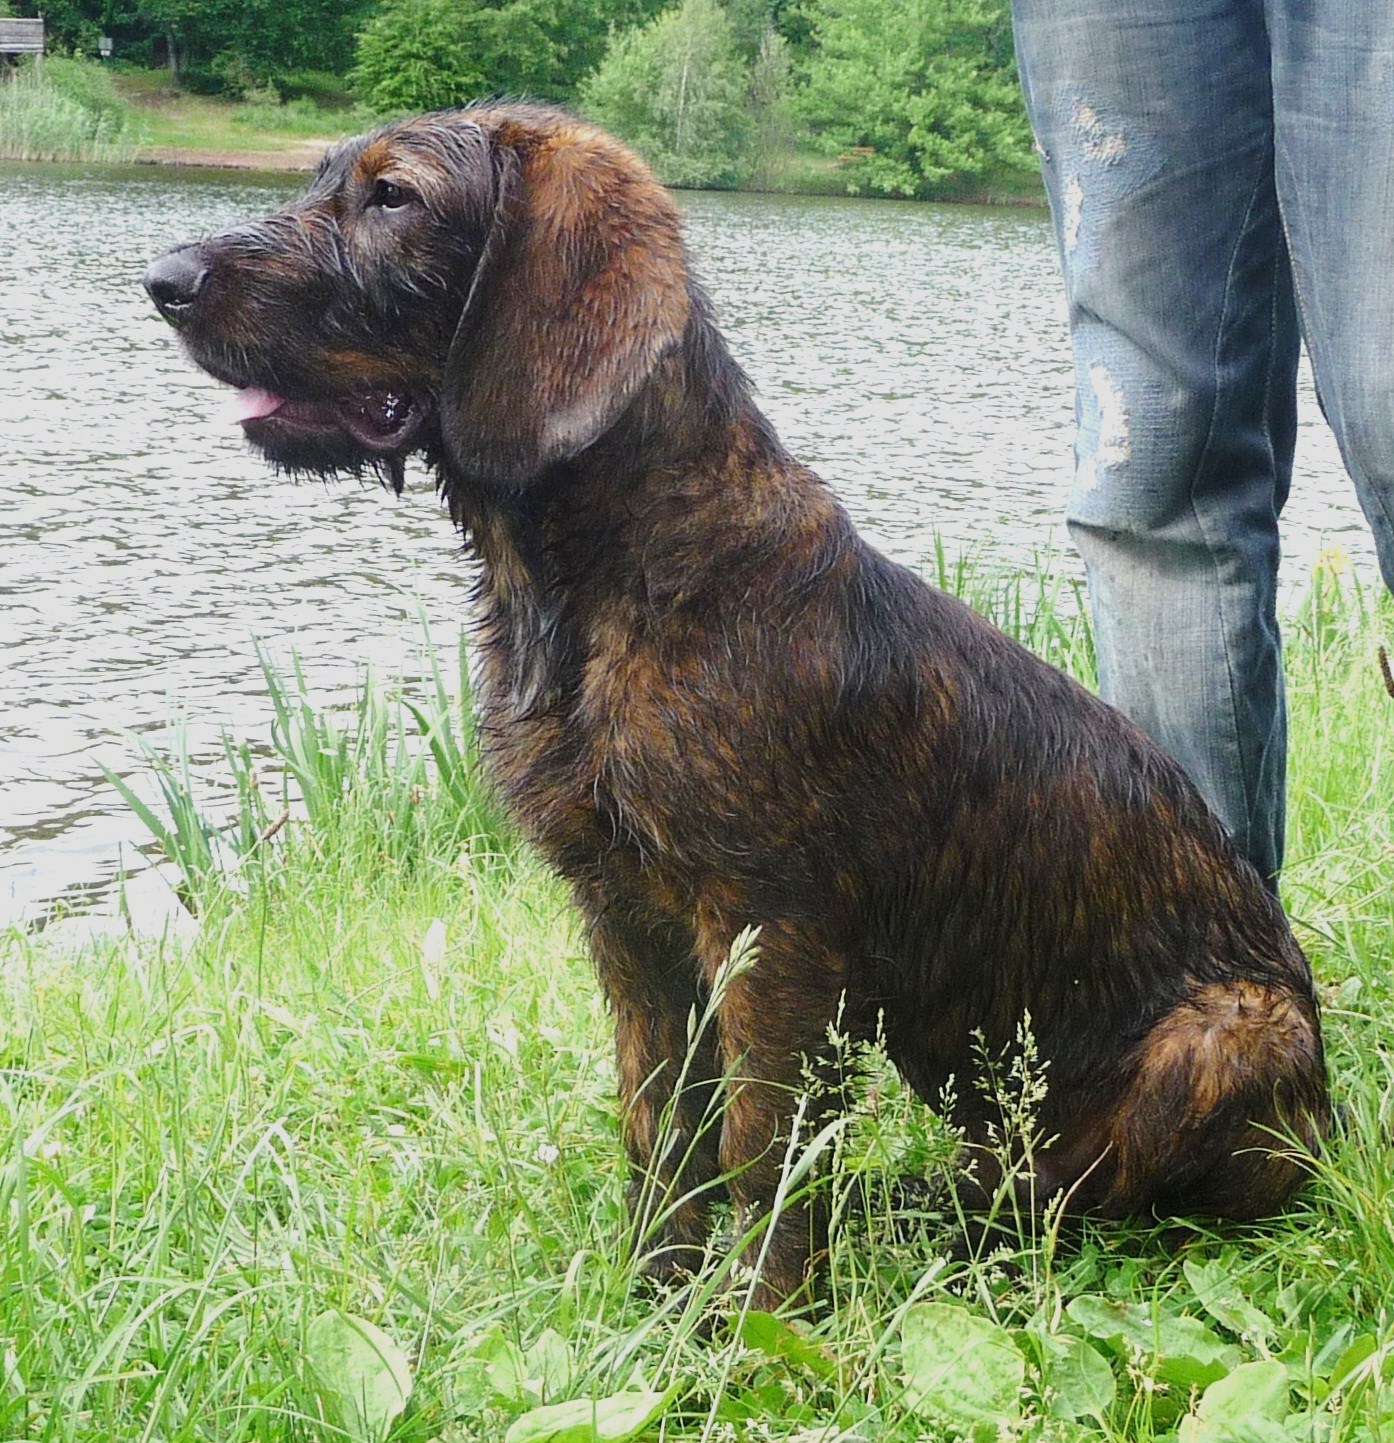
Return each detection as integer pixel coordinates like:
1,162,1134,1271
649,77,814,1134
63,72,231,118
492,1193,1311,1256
0,18,46,56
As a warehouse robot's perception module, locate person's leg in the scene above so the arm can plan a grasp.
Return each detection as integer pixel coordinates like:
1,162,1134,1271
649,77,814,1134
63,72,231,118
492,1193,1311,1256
1012,0,1300,884
1268,1,1394,593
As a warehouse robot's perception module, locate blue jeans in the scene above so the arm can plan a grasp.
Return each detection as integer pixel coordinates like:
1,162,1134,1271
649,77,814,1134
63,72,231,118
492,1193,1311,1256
1011,0,1394,884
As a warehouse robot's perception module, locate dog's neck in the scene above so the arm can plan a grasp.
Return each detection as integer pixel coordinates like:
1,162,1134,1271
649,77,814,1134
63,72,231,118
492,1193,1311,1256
440,300,849,714
446,301,840,606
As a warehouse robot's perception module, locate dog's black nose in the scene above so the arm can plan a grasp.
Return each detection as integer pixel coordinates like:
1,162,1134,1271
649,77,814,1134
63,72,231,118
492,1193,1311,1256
143,246,209,325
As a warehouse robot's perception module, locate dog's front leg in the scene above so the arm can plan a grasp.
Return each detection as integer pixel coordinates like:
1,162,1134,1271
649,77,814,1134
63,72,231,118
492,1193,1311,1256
587,905,724,1285
702,920,851,1312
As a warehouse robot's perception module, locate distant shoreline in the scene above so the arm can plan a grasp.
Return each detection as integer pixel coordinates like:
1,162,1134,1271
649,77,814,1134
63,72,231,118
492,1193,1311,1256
135,141,332,171
128,143,1046,205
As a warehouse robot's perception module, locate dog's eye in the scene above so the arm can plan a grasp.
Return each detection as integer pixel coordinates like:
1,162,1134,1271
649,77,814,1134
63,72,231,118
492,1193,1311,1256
370,179,414,210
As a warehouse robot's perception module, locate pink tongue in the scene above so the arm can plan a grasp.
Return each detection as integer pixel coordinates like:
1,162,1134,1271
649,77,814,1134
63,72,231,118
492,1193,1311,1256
224,387,286,425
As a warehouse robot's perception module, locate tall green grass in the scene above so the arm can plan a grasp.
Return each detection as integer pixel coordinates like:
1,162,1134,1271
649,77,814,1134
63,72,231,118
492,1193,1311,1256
2,563,1391,1440
100,623,512,917
0,57,139,163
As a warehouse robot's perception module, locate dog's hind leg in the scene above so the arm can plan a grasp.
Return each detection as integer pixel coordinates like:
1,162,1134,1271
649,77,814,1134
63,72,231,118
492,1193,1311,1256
1072,979,1330,1220
589,906,725,1285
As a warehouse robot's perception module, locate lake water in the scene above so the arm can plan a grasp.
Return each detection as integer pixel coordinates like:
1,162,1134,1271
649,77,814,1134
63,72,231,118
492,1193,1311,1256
0,162,1372,926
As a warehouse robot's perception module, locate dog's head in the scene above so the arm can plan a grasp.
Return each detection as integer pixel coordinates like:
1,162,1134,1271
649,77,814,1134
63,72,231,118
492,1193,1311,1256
143,107,692,489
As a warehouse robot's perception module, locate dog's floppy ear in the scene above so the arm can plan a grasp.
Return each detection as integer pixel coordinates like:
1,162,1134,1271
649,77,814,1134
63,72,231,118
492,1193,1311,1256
442,118,692,486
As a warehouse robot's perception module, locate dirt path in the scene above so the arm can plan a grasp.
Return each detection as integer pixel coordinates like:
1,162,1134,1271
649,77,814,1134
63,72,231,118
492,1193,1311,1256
136,141,331,172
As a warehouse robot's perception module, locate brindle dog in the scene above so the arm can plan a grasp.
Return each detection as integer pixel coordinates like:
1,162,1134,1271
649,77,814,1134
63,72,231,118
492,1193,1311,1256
145,105,1330,1309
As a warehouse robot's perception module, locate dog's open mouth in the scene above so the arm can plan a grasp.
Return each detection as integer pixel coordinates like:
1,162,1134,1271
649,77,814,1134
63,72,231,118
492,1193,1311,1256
227,386,426,455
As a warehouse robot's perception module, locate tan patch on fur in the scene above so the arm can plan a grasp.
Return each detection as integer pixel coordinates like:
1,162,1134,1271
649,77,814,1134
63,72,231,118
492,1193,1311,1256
1139,981,1311,1122
318,348,436,387
1096,979,1325,1211
352,139,392,184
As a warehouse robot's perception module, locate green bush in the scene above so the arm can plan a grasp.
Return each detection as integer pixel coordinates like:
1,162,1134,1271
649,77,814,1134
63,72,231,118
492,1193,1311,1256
169,63,226,96
230,92,375,135
208,48,268,100
351,0,555,115
797,0,1032,198
275,68,359,108
33,53,129,128
579,0,753,189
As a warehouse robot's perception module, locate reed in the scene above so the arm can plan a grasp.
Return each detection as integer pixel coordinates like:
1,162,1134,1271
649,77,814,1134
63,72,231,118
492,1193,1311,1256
0,58,139,163
101,617,513,915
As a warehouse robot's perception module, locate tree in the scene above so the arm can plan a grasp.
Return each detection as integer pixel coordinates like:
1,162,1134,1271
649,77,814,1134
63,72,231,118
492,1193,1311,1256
530,0,669,98
745,27,793,186
796,0,1031,197
352,0,556,112
721,0,775,59
13,0,363,88
182,0,365,87
131,0,201,88
10,0,98,52
580,0,752,188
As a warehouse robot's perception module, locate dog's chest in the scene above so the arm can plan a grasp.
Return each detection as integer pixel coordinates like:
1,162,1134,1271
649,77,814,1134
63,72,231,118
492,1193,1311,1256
477,590,742,878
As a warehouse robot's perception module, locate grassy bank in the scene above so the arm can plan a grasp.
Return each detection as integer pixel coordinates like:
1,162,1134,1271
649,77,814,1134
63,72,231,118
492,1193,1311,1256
112,66,372,160
4,62,1041,199
2,561,1391,1441
730,145,1041,203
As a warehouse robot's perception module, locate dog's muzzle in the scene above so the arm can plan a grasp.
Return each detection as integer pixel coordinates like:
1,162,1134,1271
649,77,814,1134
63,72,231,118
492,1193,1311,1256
143,245,210,328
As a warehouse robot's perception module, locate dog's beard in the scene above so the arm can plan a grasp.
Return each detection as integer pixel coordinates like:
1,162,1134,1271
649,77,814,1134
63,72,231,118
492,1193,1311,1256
229,386,429,493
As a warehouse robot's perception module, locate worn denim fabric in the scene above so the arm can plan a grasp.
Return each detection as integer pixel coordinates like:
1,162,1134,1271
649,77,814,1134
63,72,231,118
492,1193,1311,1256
1011,0,1394,884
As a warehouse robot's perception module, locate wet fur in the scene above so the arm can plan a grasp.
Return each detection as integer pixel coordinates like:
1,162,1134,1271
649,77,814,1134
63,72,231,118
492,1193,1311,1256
149,105,1331,1308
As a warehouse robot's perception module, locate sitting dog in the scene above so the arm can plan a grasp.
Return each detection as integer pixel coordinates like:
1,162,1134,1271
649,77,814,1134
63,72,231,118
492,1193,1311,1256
144,105,1330,1309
